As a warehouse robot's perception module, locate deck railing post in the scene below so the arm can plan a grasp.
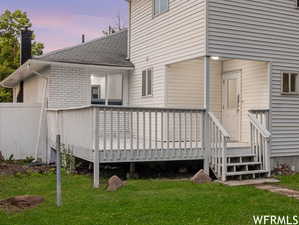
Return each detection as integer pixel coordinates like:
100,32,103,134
221,137,227,182
202,111,209,174
93,107,100,188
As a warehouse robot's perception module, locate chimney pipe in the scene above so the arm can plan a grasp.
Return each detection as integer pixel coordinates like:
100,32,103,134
20,27,33,65
82,34,85,43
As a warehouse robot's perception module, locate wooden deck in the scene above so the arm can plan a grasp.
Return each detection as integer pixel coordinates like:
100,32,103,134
47,105,270,183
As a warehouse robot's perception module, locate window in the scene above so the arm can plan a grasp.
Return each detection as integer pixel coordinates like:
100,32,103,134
142,69,153,97
91,85,101,103
296,0,299,8
281,72,298,94
154,0,169,16
90,74,123,105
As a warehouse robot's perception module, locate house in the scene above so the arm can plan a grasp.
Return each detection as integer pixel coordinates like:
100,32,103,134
1,0,299,183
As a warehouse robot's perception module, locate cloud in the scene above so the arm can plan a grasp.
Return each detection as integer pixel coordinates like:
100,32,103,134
31,12,120,52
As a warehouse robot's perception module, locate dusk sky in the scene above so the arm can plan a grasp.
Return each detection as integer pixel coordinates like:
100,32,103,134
1,0,128,53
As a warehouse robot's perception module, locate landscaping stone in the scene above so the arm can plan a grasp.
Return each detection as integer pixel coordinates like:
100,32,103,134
0,151,4,161
255,185,299,200
0,195,44,212
107,175,124,191
191,169,212,184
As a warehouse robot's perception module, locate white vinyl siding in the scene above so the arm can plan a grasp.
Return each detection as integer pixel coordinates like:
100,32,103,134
166,58,222,119
23,75,45,104
129,0,206,107
207,0,299,156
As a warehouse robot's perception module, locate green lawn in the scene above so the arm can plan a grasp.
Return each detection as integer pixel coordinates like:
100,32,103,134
278,173,299,191
1,174,299,225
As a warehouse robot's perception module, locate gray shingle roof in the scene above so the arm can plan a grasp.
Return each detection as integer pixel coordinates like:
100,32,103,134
35,29,133,68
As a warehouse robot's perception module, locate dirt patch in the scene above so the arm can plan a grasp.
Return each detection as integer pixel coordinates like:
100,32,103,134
0,162,53,176
0,195,44,212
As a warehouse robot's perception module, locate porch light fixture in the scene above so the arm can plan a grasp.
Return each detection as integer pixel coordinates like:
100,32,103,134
211,56,220,60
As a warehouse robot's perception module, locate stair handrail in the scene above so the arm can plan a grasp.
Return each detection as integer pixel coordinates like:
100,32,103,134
248,113,271,139
208,112,230,138
248,111,271,176
207,112,230,181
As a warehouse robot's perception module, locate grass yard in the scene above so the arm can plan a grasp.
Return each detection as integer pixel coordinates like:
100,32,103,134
1,174,299,225
278,174,299,191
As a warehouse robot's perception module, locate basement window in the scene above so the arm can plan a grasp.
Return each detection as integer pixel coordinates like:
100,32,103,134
142,68,153,97
153,0,169,16
281,72,298,94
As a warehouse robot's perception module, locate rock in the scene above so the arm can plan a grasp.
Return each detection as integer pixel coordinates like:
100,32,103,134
0,195,44,211
0,151,4,161
191,169,212,184
107,175,123,192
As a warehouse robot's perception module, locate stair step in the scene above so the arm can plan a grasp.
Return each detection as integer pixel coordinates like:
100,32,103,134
226,170,268,176
227,162,261,167
227,154,255,158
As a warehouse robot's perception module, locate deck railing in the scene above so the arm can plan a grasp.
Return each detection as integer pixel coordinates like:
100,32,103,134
47,105,206,163
207,112,230,181
248,111,271,174
248,109,270,129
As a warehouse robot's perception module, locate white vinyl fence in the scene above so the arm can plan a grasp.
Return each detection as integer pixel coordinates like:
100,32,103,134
0,103,46,160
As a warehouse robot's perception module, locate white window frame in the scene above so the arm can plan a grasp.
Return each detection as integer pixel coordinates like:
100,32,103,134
91,85,102,101
281,72,299,95
142,68,153,97
153,0,169,16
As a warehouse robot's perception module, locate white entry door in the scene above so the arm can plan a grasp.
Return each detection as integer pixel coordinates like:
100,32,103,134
222,71,241,142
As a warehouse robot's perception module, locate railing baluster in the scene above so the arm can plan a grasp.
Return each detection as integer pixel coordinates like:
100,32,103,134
117,110,120,152
184,112,187,158
167,111,170,158
130,110,133,160
137,111,139,159
110,109,113,161
190,112,193,157
173,111,175,158
155,111,157,158
123,111,127,158
161,111,164,158
103,109,107,161
195,112,198,151
143,111,146,160
149,111,152,159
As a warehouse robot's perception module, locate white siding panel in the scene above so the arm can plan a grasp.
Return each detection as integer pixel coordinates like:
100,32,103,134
166,58,222,118
208,0,299,156
23,75,45,104
129,0,206,106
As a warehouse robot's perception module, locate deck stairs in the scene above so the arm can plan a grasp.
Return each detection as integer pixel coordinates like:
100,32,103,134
224,145,268,180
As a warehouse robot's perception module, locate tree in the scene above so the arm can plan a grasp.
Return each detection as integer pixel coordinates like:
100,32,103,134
102,13,127,36
0,10,44,102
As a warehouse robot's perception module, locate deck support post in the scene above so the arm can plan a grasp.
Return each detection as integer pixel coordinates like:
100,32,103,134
93,107,100,188
203,56,210,175
129,162,136,179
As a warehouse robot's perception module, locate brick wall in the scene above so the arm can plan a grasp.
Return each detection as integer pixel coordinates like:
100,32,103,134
48,65,93,108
